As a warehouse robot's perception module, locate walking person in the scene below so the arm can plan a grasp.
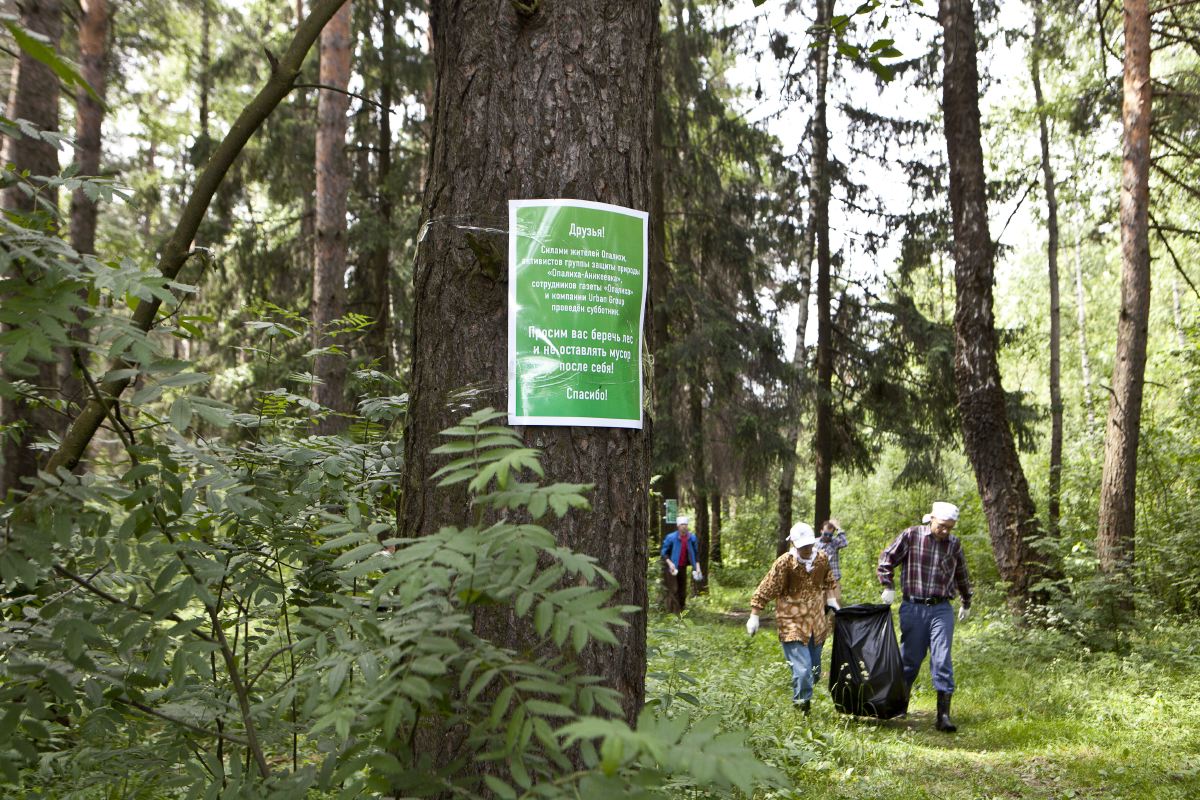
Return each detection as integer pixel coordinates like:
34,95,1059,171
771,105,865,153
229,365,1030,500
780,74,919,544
877,501,972,732
746,522,841,714
661,515,701,613
816,518,848,602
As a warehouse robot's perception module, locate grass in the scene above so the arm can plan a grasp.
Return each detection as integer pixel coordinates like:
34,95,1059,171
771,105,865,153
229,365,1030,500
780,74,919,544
646,569,1200,799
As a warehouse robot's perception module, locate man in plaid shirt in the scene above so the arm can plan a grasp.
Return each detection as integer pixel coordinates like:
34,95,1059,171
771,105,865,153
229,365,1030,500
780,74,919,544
877,501,972,732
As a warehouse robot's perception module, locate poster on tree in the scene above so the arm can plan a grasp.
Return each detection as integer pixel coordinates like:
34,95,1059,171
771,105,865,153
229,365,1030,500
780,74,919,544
508,199,648,428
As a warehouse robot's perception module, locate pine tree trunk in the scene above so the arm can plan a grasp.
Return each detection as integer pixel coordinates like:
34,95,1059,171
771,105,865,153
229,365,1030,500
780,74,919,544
400,0,656,730
62,0,109,418
811,0,835,532
650,37,677,549
1,0,63,498
710,491,722,565
939,0,1054,607
363,0,394,368
1031,1,1063,540
689,375,710,586
1097,0,1151,611
1073,217,1096,431
311,0,352,433
70,0,108,255
776,167,816,556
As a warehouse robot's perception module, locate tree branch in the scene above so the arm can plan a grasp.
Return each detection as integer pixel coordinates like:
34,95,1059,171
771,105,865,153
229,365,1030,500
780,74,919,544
295,82,384,110
52,564,215,643
46,0,350,476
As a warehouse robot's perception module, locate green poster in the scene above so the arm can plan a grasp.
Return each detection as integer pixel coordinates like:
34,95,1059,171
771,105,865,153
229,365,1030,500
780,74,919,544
508,199,648,428
664,499,678,524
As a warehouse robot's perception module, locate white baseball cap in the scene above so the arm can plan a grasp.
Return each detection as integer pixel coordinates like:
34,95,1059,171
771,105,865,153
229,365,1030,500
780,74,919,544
788,522,817,548
676,515,689,525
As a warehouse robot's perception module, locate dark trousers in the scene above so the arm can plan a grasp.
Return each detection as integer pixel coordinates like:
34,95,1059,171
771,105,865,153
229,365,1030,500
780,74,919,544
663,564,689,613
899,599,956,692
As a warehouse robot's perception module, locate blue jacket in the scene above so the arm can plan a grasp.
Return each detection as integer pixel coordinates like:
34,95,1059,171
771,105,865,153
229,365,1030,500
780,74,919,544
661,529,699,568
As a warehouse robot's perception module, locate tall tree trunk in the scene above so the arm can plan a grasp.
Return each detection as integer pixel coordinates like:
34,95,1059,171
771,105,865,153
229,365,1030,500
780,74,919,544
690,376,709,585
776,175,815,556
363,0,394,368
1031,0,1063,540
399,0,656,734
1,0,63,499
811,0,835,532
70,0,108,255
939,0,1054,607
649,35,677,548
1097,0,1151,610
311,0,352,433
63,0,110,417
198,0,212,162
710,490,722,565
1073,216,1096,431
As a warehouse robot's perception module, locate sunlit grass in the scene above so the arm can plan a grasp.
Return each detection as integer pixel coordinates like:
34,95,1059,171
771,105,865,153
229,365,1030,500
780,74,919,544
647,567,1200,799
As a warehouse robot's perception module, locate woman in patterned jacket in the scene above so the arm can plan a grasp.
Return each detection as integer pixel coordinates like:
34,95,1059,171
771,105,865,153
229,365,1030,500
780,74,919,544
745,522,841,714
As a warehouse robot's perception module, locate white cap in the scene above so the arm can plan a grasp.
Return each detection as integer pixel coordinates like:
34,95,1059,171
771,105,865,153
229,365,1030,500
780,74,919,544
788,522,818,548
676,515,689,525
930,501,959,522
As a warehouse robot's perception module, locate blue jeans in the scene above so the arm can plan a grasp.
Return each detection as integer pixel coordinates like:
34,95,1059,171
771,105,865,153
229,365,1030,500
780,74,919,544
899,600,956,693
782,637,824,704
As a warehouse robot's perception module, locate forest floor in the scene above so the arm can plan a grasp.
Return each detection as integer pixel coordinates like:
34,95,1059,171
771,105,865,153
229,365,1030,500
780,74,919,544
645,575,1200,800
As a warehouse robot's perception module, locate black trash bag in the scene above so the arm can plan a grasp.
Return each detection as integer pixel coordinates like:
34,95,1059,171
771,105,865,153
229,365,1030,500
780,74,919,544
828,603,909,719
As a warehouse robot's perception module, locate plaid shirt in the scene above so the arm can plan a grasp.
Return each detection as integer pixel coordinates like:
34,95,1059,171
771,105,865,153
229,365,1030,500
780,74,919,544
877,525,972,608
815,532,848,580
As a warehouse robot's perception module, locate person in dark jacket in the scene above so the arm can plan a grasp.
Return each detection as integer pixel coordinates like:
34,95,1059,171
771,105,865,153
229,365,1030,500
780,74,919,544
661,516,702,613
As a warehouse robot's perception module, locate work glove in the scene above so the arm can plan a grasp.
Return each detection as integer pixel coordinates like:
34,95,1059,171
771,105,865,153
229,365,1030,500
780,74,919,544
665,559,677,576
746,614,759,636
692,566,703,581
958,605,970,622
881,588,896,605
826,597,841,612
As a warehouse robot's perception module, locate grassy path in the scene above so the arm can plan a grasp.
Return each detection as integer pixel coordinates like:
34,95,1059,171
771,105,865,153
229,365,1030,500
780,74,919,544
647,585,1200,799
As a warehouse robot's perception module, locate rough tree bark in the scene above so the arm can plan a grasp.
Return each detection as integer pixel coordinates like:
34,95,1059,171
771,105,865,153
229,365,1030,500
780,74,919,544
1031,0,1063,539
399,0,656,731
311,0,352,433
1,0,63,499
811,0,835,532
940,0,1055,606
1097,0,1151,610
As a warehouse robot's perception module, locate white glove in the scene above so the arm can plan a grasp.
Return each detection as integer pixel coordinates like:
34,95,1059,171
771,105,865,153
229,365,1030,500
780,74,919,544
881,588,896,605
826,597,840,611
746,614,759,636
958,605,970,622
665,559,677,575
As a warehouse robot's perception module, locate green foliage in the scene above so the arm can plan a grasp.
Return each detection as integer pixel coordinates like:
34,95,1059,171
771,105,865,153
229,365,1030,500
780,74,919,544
647,583,1200,799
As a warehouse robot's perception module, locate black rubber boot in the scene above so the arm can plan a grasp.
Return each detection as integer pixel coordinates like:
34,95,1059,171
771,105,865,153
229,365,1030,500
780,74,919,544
898,678,913,719
797,700,811,716
935,691,957,732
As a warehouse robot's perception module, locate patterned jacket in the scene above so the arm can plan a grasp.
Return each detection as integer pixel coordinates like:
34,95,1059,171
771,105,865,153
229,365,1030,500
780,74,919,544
750,550,838,645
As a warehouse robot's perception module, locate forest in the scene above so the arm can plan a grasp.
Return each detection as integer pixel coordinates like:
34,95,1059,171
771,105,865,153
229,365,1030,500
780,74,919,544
1,0,1199,797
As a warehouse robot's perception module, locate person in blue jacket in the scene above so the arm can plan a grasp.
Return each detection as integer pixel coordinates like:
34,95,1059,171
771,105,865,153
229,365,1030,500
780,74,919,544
661,515,702,613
